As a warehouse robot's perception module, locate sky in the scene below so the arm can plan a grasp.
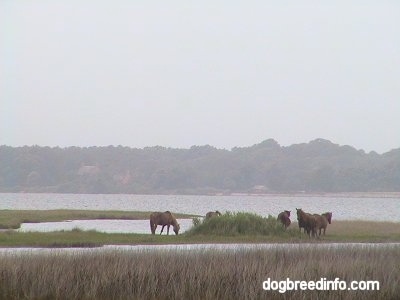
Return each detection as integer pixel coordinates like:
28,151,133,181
1,1,399,154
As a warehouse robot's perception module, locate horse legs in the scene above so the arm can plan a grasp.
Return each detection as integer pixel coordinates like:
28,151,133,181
312,227,317,238
160,225,165,235
305,227,311,237
167,225,170,235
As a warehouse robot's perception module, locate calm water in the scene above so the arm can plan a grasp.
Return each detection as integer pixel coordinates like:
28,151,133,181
18,219,194,234
1,193,399,221
1,193,399,234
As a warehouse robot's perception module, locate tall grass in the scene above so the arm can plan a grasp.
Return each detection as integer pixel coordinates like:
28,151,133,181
187,212,290,236
0,246,398,299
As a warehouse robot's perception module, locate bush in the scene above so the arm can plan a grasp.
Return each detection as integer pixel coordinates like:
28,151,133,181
186,212,285,236
192,217,201,227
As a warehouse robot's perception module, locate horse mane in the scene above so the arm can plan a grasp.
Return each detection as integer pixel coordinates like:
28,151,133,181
170,213,178,225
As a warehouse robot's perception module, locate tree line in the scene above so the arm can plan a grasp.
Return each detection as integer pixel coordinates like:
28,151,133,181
0,139,399,194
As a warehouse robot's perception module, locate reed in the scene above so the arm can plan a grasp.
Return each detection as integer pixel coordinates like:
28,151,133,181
187,212,291,236
0,246,398,299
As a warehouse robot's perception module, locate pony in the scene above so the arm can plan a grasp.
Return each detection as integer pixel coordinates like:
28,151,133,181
313,212,333,236
205,210,222,219
149,211,180,235
296,208,317,238
322,212,332,224
277,210,291,229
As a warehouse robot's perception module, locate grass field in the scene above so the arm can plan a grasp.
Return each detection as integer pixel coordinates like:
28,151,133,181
0,247,398,299
0,210,399,247
0,210,399,299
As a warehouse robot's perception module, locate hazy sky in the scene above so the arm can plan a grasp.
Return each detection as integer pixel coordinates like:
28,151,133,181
1,1,399,153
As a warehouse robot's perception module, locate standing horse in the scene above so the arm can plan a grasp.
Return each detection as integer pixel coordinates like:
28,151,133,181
149,211,180,235
205,210,222,219
314,212,333,236
296,208,317,238
277,210,291,229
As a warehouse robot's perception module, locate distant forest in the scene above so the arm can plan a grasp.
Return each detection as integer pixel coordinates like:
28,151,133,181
1,139,399,194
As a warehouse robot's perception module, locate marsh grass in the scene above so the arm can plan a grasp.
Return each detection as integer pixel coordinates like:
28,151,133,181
287,220,400,242
1,214,399,247
186,212,400,242
187,212,292,237
0,230,203,247
0,247,398,299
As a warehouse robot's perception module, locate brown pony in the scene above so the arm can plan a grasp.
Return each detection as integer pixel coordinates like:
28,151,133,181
205,210,222,219
314,212,333,236
149,211,180,235
296,208,317,238
277,210,291,229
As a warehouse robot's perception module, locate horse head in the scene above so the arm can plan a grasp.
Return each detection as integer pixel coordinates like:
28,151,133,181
173,222,180,235
324,212,332,224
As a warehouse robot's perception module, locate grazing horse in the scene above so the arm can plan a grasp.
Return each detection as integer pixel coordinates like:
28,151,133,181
277,210,291,229
296,208,317,238
149,211,180,235
314,212,333,236
205,210,222,219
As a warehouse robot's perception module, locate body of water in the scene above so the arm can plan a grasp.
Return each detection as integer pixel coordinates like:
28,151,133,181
1,193,399,234
1,193,399,221
18,218,194,234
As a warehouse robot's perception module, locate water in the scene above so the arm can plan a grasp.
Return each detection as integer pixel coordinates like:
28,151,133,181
1,193,399,234
18,218,194,234
1,193,399,221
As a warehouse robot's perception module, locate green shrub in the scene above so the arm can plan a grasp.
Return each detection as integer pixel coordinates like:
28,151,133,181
186,212,285,236
192,217,201,227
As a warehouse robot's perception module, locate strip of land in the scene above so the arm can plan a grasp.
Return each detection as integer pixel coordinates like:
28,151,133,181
0,209,198,229
0,210,399,247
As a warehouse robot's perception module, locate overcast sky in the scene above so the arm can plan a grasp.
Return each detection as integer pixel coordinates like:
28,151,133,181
1,1,399,153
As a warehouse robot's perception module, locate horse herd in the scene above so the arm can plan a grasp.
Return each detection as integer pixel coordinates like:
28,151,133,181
277,209,333,238
149,209,332,238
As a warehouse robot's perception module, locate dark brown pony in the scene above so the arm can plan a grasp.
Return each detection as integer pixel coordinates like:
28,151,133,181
296,208,317,238
314,212,333,236
205,210,222,219
149,211,180,235
277,210,291,229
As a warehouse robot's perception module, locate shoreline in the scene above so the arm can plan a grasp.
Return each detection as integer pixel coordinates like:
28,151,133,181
2,191,400,198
